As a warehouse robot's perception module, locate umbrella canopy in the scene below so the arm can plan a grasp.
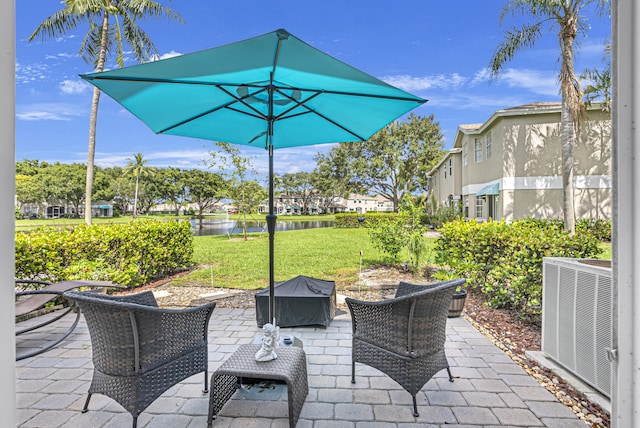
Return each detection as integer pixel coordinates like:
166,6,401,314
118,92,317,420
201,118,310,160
81,28,426,324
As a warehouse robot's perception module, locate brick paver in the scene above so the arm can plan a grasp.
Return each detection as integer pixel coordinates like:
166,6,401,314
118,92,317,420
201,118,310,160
15,307,592,427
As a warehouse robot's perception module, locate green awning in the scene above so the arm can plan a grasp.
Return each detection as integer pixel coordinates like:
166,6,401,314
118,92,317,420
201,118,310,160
476,183,500,196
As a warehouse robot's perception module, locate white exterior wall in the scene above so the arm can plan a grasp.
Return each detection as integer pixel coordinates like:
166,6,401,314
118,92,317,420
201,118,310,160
612,1,639,425
2,1,15,423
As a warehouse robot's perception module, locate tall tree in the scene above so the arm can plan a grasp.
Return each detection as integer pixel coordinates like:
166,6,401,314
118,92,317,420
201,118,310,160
29,0,183,225
312,149,356,214
123,153,154,218
210,142,260,240
156,167,186,215
183,169,227,227
39,163,87,218
331,114,444,212
136,173,165,215
488,0,609,234
15,175,45,215
276,172,316,214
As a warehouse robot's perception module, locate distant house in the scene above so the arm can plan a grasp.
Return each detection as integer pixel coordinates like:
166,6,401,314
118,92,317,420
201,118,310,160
427,102,611,222
259,192,394,215
18,199,114,219
260,193,326,215
89,200,114,218
342,193,394,214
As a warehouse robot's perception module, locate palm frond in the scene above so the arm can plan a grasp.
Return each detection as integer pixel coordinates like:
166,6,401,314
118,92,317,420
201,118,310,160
489,23,543,78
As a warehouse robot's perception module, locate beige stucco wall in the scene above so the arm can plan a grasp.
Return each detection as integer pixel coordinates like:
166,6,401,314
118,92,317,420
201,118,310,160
460,107,611,221
429,152,462,205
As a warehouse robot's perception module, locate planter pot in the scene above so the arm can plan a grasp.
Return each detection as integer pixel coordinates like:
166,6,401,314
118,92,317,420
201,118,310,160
448,290,467,318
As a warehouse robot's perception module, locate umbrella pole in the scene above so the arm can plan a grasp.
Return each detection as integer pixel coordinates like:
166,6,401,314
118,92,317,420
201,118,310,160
266,143,277,325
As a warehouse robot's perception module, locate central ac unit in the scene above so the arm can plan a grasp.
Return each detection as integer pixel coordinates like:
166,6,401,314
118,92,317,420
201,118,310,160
542,257,612,398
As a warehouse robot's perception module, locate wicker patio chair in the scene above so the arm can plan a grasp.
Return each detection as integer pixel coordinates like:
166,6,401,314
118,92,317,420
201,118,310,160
346,278,465,417
64,290,217,428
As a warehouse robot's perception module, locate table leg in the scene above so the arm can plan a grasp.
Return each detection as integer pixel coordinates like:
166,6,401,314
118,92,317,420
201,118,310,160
207,373,238,427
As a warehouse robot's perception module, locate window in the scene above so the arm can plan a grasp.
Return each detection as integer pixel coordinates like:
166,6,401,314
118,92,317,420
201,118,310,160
463,142,468,166
444,167,447,179
486,132,492,159
449,159,453,176
474,138,483,163
475,196,484,218
463,196,469,218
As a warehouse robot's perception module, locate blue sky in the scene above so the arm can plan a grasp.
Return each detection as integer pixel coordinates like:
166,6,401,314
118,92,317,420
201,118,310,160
16,1,611,178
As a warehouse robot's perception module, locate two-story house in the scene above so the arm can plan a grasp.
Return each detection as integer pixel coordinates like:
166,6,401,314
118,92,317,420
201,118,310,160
428,102,611,222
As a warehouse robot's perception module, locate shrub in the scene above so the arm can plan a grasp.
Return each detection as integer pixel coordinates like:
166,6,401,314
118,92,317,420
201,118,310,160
334,212,399,228
15,219,194,288
367,218,408,262
423,203,463,229
367,195,428,272
435,218,602,320
577,218,611,241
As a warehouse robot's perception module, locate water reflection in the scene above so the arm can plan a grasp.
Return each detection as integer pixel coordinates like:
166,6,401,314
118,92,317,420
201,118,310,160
191,219,334,236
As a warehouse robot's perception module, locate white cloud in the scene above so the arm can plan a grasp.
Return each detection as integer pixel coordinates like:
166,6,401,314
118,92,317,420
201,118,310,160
94,148,212,169
148,50,183,62
498,68,559,97
470,68,491,86
160,50,183,60
45,52,75,60
381,73,467,91
16,111,69,121
457,67,559,96
15,62,49,84
16,103,84,121
60,79,89,95
423,93,519,111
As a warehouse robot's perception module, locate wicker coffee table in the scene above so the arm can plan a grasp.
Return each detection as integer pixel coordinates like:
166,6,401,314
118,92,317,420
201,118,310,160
207,344,308,428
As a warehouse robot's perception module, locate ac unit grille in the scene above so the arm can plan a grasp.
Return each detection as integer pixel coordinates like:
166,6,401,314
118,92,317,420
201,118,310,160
542,264,558,357
542,257,612,398
557,266,576,368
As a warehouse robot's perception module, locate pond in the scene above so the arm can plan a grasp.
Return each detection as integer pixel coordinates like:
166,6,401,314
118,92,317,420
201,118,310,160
191,219,335,236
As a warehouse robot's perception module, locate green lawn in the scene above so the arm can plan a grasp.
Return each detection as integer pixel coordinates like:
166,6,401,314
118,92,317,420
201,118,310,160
598,241,612,260
15,215,611,291
172,227,438,289
172,226,612,290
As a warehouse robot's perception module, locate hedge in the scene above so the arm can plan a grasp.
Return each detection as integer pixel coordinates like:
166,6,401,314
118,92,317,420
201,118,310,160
15,219,195,288
434,218,602,320
334,212,400,228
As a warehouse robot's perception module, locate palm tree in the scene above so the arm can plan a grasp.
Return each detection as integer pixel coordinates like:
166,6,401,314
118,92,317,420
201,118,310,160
582,44,611,112
123,153,153,218
488,0,609,234
28,0,183,225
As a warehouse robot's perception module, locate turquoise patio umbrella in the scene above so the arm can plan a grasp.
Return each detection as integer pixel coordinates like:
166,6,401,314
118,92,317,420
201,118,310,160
81,28,426,324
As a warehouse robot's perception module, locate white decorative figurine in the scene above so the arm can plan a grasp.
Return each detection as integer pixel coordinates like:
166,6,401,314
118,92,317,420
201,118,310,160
255,322,279,362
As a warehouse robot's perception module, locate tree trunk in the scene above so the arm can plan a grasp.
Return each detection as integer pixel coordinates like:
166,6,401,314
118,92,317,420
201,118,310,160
560,102,576,234
84,11,110,225
84,86,101,225
559,14,581,236
133,175,139,218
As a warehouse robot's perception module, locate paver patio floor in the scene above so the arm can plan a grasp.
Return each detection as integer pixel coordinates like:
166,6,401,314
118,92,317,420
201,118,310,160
16,307,589,427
